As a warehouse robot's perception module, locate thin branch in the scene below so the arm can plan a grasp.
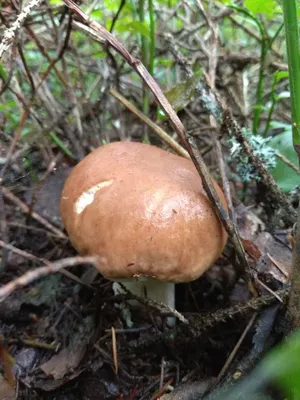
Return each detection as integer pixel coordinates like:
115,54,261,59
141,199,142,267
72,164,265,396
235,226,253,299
216,312,257,383
222,110,297,224
276,152,300,175
0,256,98,300
0,240,96,290
0,0,43,59
109,88,190,159
2,187,67,239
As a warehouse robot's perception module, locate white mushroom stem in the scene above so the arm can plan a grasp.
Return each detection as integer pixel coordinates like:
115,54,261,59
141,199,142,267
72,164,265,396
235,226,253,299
112,278,175,326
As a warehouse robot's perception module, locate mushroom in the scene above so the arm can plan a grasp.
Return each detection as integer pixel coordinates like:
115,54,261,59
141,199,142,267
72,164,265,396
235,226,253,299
60,141,228,322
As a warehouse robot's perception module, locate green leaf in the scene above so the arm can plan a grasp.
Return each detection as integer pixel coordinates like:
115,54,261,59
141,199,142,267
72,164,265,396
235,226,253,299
156,57,173,67
104,0,119,11
0,99,17,111
217,0,232,4
157,108,167,121
264,331,300,398
274,70,289,83
49,0,61,5
269,127,299,192
0,63,8,81
244,0,279,18
165,74,202,112
211,330,300,400
93,51,106,59
90,9,103,20
48,132,74,159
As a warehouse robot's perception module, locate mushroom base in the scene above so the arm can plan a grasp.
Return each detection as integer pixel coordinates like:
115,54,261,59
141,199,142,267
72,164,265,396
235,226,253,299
112,278,175,326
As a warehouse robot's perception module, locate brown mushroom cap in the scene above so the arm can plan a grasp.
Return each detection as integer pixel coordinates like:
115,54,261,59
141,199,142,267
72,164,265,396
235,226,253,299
60,141,228,283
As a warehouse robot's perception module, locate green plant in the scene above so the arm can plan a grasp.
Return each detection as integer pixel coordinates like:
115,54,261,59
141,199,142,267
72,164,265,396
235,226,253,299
228,4,283,135
211,330,300,400
269,124,299,192
282,0,300,166
263,71,289,138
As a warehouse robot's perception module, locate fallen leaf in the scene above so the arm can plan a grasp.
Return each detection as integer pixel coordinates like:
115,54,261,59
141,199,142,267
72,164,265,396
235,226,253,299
40,344,86,380
0,374,15,400
241,239,262,261
0,338,15,388
236,204,292,283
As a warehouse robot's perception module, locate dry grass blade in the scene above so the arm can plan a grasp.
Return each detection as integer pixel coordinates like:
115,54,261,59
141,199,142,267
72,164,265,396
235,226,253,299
216,312,257,384
109,88,190,159
111,327,118,375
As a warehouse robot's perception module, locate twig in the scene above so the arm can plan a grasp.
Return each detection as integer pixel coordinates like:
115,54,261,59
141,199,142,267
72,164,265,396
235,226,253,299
110,0,126,33
198,5,246,279
26,26,68,87
0,109,37,273
0,256,98,300
111,327,118,375
255,277,284,303
0,187,8,273
0,240,96,290
17,43,35,96
7,222,62,238
160,357,165,389
188,288,288,334
0,109,30,187
216,312,257,383
0,21,73,226
0,0,43,59
218,5,282,59
2,187,67,239
0,240,43,263
195,0,218,89
222,110,297,225
7,338,57,350
267,253,289,278
104,326,151,334
37,12,72,89
276,152,300,175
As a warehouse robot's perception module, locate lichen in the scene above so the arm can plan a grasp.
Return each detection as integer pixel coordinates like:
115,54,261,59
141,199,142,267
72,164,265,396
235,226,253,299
229,128,277,182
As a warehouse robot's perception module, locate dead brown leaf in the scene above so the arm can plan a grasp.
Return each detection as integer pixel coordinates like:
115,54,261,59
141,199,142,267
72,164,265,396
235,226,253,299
0,374,15,400
40,344,86,380
236,204,292,283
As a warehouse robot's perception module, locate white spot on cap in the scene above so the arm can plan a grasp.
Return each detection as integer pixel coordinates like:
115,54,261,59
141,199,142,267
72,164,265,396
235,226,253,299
74,179,114,214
